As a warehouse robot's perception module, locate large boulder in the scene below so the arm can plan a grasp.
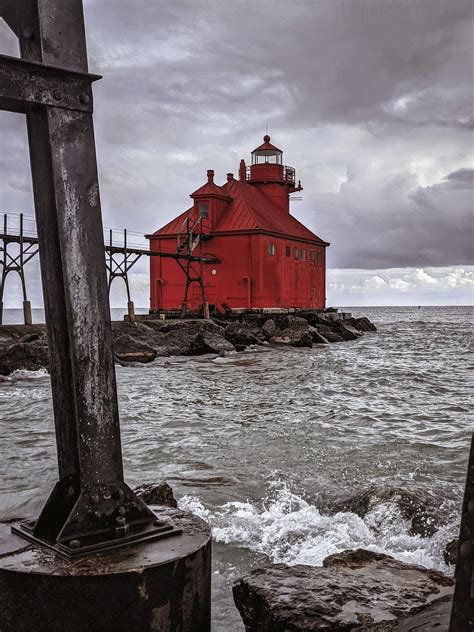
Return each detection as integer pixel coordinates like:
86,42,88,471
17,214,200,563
224,322,264,349
270,316,313,348
113,334,157,363
134,482,177,508
337,324,363,341
233,549,453,631
140,318,224,337
345,317,377,332
0,335,49,375
308,326,329,344
326,486,448,538
313,324,344,343
199,331,236,354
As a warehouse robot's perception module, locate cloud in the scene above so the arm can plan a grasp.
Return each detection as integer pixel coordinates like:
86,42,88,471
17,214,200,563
1,0,473,277
328,266,474,305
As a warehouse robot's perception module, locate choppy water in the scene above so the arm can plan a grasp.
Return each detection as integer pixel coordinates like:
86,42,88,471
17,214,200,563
0,306,472,631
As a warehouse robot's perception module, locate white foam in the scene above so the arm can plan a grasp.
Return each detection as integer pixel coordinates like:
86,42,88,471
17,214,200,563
6,368,49,380
179,482,455,572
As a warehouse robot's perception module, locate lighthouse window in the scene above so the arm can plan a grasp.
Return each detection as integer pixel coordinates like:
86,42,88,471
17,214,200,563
294,247,299,260
310,250,315,264
301,248,306,261
199,203,208,218
286,246,291,257
268,243,276,256
317,249,323,264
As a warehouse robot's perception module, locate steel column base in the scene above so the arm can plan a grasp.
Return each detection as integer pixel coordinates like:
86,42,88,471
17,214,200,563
0,507,211,632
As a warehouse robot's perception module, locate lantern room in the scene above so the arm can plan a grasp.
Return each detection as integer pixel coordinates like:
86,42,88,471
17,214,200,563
251,134,283,164
247,135,300,195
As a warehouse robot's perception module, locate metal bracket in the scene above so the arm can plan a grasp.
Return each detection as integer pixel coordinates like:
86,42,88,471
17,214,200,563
12,517,182,560
0,54,101,113
11,480,182,559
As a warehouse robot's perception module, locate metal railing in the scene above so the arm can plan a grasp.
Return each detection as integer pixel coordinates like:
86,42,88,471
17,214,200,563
245,164,296,185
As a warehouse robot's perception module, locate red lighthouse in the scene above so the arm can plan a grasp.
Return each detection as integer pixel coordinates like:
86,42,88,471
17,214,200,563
147,135,329,314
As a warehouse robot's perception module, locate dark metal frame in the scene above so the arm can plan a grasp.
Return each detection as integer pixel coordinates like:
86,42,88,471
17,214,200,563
0,213,219,320
0,213,37,324
0,0,181,558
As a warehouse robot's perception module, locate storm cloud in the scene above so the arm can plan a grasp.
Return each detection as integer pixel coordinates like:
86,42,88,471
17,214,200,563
0,0,473,304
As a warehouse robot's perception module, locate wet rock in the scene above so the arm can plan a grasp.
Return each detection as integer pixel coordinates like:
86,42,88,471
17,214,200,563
224,322,264,348
309,325,329,344
141,318,224,337
262,319,277,340
270,316,313,348
345,317,377,332
328,486,447,537
112,321,166,346
337,324,363,341
113,334,157,363
200,331,236,354
313,324,344,343
443,538,458,565
0,336,49,375
233,549,453,632
134,482,177,508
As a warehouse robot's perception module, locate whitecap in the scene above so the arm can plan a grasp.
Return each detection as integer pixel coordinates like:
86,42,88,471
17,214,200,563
179,482,454,572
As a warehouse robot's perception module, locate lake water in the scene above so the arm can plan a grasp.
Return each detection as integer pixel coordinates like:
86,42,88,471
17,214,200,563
0,306,472,630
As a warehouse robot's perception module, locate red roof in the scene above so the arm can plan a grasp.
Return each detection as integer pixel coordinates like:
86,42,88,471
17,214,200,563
190,181,231,199
149,178,328,245
252,134,282,154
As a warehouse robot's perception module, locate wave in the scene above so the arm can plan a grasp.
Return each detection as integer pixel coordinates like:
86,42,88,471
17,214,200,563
4,368,49,381
179,482,456,573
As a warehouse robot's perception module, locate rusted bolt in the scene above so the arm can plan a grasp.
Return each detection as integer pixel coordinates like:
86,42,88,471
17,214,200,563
22,27,34,40
117,505,126,516
53,90,61,101
116,516,126,525
69,539,81,549
112,488,124,500
79,93,90,105
66,485,75,496
90,494,100,504
88,510,101,521
103,491,111,500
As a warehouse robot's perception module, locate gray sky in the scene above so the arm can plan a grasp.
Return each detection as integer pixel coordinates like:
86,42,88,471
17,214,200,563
0,0,473,305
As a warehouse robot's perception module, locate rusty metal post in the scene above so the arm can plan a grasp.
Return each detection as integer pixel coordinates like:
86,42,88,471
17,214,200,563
0,3,211,629
1,0,179,555
450,433,474,631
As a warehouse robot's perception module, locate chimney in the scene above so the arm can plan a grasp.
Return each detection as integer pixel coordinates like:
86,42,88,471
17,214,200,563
207,169,214,184
226,173,234,181
239,159,246,182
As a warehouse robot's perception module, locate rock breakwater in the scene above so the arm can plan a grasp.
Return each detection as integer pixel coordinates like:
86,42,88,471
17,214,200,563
0,312,376,375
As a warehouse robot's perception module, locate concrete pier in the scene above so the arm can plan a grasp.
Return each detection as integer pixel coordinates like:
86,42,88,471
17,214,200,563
0,507,211,632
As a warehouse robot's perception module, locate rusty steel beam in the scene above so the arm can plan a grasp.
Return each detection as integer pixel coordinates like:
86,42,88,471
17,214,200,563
450,433,474,631
0,0,180,557
0,54,99,113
